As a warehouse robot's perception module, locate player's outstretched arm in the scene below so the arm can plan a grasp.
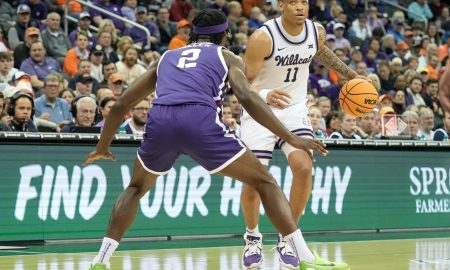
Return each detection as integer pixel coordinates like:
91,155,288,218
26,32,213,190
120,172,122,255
223,49,328,159
313,23,363,81
439,58,450,113
83,61,159,165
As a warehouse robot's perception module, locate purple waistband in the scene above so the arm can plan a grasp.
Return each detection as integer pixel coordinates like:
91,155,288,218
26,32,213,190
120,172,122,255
193,21,228,34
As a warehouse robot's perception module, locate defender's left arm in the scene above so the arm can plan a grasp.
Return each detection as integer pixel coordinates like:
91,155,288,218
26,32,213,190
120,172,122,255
313,22,359,80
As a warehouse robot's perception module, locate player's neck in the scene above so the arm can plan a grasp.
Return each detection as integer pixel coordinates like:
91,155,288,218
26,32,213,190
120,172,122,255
280,16,304,36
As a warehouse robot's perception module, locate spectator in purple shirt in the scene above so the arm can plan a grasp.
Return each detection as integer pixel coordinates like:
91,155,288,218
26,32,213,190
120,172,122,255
19,41,61,89
90,0,125,32
69,11,97,50
309,61,332,96
125,6,160,49
121,0,138,22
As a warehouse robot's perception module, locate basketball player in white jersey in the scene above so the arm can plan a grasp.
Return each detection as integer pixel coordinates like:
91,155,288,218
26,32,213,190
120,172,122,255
239,0,369,269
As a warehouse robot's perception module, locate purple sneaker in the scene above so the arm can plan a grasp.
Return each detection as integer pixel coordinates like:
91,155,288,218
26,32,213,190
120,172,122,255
276,236,299,269
242,232,263,269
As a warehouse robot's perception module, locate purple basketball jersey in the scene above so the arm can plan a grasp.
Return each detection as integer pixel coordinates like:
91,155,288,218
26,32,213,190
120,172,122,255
153,43,229,110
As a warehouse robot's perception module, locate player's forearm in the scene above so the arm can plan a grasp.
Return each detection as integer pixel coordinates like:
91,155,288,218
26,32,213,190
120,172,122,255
439,86,450,113
96,102,129,152
315,46,358,80
239,91,294,142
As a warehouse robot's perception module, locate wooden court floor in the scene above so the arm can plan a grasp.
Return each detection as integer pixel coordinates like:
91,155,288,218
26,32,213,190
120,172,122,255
1,235,450,270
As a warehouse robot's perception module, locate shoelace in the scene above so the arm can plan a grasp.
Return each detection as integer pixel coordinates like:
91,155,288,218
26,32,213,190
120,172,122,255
245,239,262,256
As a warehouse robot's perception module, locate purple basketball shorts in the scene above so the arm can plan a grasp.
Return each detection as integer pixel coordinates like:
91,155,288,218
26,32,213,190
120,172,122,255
137,104,246,175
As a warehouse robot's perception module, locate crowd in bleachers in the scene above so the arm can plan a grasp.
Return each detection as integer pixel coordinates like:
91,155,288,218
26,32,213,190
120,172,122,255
0,0,449,140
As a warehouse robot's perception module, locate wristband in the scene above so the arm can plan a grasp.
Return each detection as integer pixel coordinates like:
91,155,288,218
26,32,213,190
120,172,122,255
258,89,272,103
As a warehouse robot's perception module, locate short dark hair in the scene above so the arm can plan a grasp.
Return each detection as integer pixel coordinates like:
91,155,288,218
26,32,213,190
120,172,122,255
189,9,228,45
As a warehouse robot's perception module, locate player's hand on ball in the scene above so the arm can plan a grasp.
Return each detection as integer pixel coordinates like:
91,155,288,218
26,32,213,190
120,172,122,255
288,136,328,162
83,150,117,165
267,89,292,109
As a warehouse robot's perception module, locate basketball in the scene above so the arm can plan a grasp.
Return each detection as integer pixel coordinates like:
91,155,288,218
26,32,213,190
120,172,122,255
339,79,378,117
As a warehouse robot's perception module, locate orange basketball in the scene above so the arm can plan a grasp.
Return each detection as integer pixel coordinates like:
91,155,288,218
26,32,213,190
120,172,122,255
339,79,378,117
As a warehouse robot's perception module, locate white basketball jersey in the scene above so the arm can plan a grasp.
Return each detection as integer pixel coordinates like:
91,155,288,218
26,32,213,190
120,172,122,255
252,17,318,107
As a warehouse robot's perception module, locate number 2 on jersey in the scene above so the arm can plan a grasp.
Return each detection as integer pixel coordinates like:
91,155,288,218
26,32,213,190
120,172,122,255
177,49,201,68
284,67,299,82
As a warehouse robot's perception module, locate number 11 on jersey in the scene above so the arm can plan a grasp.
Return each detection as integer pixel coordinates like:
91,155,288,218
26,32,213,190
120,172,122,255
284,67,299,82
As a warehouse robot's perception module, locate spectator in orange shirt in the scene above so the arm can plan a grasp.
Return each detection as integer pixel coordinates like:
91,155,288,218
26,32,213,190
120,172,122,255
168,19,190,50
438,32,450,62
64,31,90,77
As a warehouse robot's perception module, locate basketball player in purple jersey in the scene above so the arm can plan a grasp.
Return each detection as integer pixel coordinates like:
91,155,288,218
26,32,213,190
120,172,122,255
239,0,368,269
83,9,330,270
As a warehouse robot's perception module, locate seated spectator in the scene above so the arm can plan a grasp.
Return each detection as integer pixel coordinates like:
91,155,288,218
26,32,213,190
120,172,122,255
349,13,371,43
156,7,176,52
309,105,326,138
417,107,435,140
20,41,62,89
13,26,40,69
0,92,11,131
363,48,378,74
107,73,126,99
73,73,95,98
90,0,125,32
89,45,105,82
333,23,351,53
6,92,37,132
99,61,117,86
325,110,341,136
96,88,114,104
170,0,193,21
248,7,263,30
95,95,115,130
116,46,147,86
168,19,190,50
316,96,331,130
356,61,368,76
7,4,38,50
41,12,71,65
329,111,362,139
9,71,33,95
422,79,443,123
222,104,240,133
34,75,72,126
367,73,381,93
64,31,90,78
367,6,385,33
116,36,134,61
392,90,407,115
406,76,426,106
0,1,15,23
356,111,375,139
139,44,161,68
126,6,160,49
390,57,404,78
69,11,97,49
121,0,137,22
69,59,98,91
402,110,420,139
59,88,75,105
208,0,228,16
226,94,241,124
122,99,150,135
21,0,47,25
0,52,18,91
236,17,249,35
387,18,405,43
408,0,433,23
310,61,331,96
443,111,450,137
62,96,98,132
97,19,119,48
378,60,394,92
97,30,119,63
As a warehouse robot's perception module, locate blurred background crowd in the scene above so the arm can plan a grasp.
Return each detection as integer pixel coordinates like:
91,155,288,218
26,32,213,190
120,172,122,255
0,0,448,140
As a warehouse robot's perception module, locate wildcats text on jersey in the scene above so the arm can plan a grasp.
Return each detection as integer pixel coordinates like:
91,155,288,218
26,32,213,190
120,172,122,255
275,54,313,66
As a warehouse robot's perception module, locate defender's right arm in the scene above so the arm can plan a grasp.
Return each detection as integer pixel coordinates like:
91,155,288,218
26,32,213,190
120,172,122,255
440,58,450,113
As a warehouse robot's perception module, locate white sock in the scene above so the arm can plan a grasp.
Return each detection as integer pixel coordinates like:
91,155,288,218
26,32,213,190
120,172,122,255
92,237,119,267
246,224,260,235
284,229,315,263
